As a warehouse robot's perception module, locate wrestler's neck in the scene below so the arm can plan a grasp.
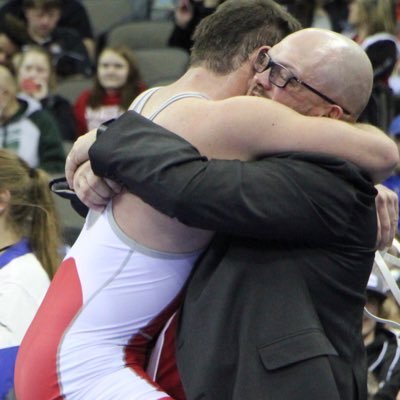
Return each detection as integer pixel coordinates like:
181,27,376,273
175,64,253,100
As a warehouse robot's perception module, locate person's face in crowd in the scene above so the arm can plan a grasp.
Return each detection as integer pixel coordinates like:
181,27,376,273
97,50,130,91
25,7,61,39
0,67,17,117
0,34,19,67
18,51,51,95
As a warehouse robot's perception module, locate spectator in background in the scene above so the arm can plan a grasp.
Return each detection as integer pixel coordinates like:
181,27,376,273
364,270,400,399
347,0,399,130
74,45,145,136
0,30,21,72
168,0,226,53
348,0,397,83
16,45,76,141
0,14,32,71
18,0,93,79
0,0,95,61
0,64,65,173
324,0,349,32
0,148,61,399
277,0,316,28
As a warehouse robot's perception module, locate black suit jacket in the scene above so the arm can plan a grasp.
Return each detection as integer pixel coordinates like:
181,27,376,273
90,111,378,400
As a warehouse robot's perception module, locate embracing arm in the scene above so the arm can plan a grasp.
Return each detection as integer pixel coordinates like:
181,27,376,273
69,103,397,247
89,111,374,243
185,96,399,183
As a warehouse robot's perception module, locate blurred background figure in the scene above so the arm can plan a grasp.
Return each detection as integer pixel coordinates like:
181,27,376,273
0,30,20,72
0,0,95,61
347,0,398,83
0,149,62,400
0,14,31,71
168,0,226,53
323,0,349,32
277,0,316,28
16,45,76,142
0,0,94,79
0,64,65,174
74,45,146,136
346,0,399,130
364,270,400,399
22,0,93,78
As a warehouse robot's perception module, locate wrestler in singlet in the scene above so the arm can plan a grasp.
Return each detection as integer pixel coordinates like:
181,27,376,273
14,89,212,400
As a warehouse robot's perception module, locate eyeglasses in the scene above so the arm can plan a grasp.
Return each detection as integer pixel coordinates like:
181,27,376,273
254,51,351,115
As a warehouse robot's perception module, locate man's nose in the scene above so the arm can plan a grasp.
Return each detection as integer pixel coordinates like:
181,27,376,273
254,69,272,90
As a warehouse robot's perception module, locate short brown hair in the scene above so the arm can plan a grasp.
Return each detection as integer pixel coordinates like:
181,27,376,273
190,0,301,74
23,0,62,10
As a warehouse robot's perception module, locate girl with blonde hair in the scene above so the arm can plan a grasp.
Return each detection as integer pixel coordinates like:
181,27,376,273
0,148,62,398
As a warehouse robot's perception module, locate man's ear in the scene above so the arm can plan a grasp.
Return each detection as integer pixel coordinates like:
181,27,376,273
250,45,271,65
327,105,344,120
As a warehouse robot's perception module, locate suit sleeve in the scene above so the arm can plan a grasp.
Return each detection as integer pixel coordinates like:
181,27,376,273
89,111,372,244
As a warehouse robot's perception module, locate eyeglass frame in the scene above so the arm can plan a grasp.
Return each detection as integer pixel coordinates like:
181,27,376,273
254,50,351,115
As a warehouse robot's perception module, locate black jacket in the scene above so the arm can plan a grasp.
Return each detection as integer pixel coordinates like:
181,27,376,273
41,94,76,141
90,111,378,400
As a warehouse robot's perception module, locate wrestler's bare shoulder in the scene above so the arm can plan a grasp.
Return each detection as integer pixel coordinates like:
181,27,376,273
110,90,298,252
140,88,291,159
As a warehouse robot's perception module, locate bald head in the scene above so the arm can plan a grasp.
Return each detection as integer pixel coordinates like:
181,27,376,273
271,28,373,120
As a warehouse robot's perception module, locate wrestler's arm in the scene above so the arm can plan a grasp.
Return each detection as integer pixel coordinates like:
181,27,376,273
89,118,365,243
67,96,398,188
186,96,398,183
85,112,397,248
67,105,398,247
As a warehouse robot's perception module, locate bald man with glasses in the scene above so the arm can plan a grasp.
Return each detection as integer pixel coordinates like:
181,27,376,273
253,50,352,115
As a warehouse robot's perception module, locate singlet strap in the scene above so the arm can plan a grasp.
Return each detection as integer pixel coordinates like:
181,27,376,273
129,87,161,114
130,88,209,121
147,92,209,121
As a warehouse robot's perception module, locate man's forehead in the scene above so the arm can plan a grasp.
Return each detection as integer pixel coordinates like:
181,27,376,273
269,45,304,76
